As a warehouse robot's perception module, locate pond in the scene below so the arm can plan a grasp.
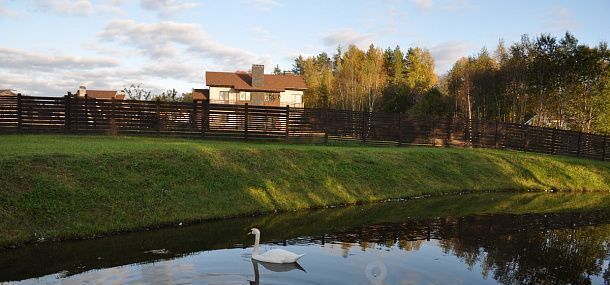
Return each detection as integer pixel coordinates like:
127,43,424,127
2,193,610,284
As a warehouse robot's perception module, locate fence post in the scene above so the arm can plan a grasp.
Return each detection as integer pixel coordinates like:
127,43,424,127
397,112,402,146
110,97,116,134
84,94,88,131
244,103,249,142
73,96,78,133
205,99,210,132
323,104,329,144
494,120,499,148
464,119,470,147
551,128,557,155
156,100,161,134
201,99,207,137
447,116,454,147
64,94,71,133
577,131,582,157
361,111,367,144
523,124,528,152
192,99,197,132
17,94,22,133
502,122,507,149
285,105,290,143
603,134,607,161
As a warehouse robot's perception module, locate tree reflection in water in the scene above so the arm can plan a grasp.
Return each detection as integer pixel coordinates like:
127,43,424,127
3,193,610,284
316,212,610,285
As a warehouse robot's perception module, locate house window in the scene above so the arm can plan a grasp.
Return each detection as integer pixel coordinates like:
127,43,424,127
239,92,250,101
219,91,229,102
264,93,276,102
229,92,237,102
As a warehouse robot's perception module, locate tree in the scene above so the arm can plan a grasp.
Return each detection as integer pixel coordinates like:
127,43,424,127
444,32,610,134
377,83,414,113
297,52,335,108
447,57,473,121
384,46,406,84
180,92,194,103
363,44,387,111
273,64,282,75
410,88,454,118
334,45,369,111
124,83,152,101
405,47,438,94
292,55,304,75
155,89,178,102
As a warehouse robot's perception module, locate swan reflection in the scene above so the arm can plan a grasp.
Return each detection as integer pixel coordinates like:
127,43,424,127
249,259,306,284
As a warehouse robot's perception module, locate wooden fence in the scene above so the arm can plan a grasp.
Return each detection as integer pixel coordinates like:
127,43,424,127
0,95,608,161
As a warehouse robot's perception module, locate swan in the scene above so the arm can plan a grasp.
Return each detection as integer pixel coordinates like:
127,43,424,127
248,228,304,264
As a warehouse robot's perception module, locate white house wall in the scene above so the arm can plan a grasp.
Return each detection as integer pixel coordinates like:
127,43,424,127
210,86,303,107
279,90,303,107
209,87,248,102
209,87,231,101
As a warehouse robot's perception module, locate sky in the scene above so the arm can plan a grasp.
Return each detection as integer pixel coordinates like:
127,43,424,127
0,0,609,96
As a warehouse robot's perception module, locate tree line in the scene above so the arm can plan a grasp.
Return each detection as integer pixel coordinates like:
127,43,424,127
293,32,610,134
123,83,194,102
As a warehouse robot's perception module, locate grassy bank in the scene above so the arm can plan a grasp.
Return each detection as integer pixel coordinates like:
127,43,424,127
1,134,609,246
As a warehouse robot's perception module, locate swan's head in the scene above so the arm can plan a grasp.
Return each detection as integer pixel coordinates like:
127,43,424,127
249,228,260,235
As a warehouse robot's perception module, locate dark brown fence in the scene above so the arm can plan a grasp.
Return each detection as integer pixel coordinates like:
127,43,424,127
0,95,608,161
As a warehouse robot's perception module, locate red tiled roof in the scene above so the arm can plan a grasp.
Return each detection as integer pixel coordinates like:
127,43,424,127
206,72,306,92
192,89,208,100
86,90,119,99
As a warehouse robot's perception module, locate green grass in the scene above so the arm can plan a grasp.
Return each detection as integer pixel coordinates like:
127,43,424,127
0,134,609,247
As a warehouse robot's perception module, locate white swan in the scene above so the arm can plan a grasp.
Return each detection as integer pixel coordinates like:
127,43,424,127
248,228,304,264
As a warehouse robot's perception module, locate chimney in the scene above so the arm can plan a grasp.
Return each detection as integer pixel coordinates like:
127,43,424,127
77,85,86,97
251,64,264,88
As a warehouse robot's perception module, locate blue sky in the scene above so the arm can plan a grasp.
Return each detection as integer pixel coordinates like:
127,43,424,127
1,0,608,96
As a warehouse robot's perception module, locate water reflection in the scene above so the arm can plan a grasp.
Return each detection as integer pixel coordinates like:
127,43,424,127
2,193,610,284
249,260,307,284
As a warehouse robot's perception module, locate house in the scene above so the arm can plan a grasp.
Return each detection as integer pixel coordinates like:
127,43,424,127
0,89,18,96
74,86,126,100
205,64,306,108
525,114,566,130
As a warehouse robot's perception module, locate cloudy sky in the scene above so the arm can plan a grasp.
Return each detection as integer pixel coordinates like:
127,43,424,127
1,0,609,96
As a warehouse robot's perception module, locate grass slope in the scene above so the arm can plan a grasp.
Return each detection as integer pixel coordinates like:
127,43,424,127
0,134,609,246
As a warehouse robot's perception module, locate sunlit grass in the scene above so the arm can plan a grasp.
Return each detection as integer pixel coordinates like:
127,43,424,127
0,134,609,247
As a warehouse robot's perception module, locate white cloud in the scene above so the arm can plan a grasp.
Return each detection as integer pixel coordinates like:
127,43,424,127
0,43,207,96
98,19,260,69
0,59,201,96
0,46,123,95
139,0,198,16
0,47,120,71
429,41,474,74
1,17,270,96
322,28,375,49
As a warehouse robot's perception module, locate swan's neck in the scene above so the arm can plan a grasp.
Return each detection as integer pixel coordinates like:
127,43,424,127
253,232,260,256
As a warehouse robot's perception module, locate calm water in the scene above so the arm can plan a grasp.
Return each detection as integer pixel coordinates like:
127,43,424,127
2,193,610,285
